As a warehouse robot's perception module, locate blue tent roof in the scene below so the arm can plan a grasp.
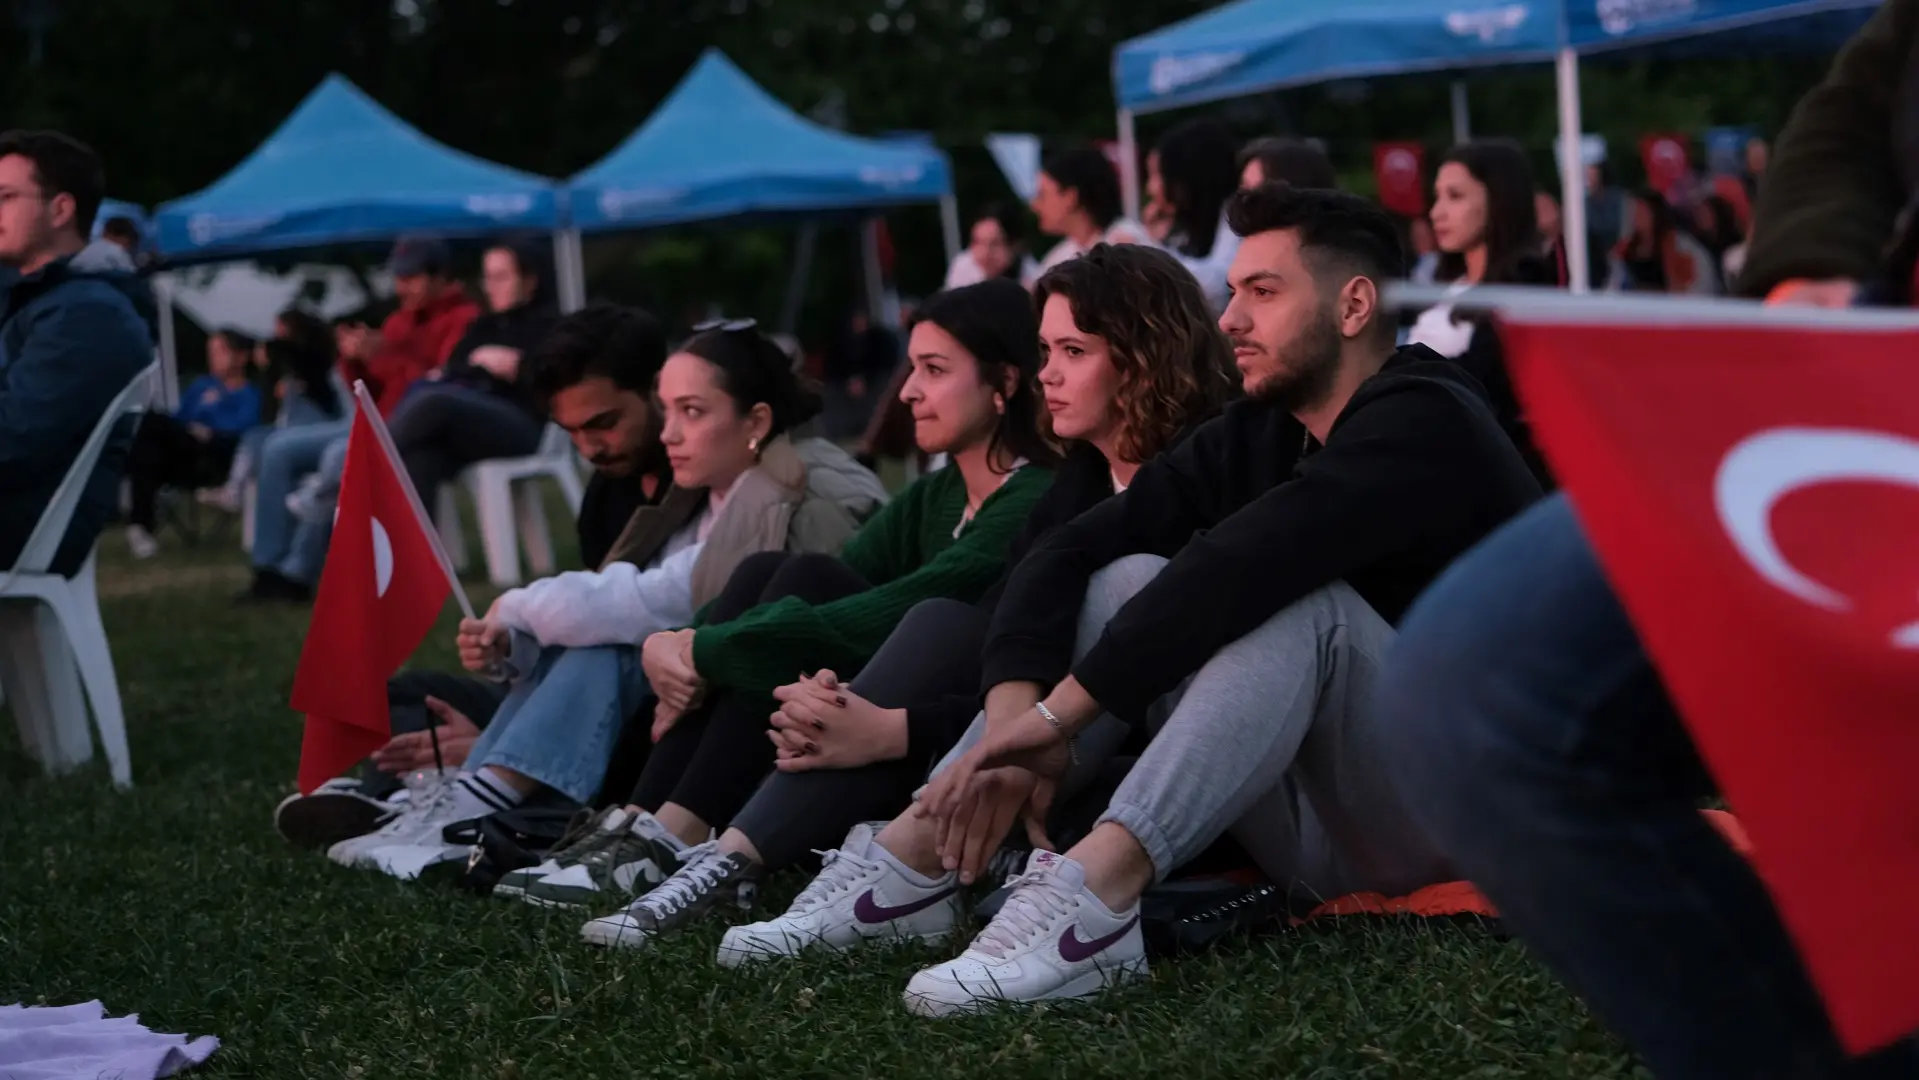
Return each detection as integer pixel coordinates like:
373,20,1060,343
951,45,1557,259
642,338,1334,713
566,49,951,232
155,74,559,260
1115,0,1879,112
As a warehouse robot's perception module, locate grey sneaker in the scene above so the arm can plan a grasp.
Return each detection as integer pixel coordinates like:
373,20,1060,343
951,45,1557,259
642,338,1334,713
579,842,763,950
492,806,623,900
519,810,682,909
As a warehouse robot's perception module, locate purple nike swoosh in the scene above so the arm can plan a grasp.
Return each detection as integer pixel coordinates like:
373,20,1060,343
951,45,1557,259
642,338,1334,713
1058,917,1140,963
853,886,957,924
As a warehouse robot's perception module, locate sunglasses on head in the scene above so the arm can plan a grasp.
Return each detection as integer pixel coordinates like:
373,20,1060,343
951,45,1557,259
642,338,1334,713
693,317,758,333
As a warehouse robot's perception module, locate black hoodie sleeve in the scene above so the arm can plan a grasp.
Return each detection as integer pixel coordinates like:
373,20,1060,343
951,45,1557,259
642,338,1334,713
1073,379,1513,723
904,693,984,769
979,411,1251,693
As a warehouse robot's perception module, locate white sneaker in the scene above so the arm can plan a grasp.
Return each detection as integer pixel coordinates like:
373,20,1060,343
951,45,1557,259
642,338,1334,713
901,850,1145,1017
325,771,465,869
125,525,158,560
716,823,962,968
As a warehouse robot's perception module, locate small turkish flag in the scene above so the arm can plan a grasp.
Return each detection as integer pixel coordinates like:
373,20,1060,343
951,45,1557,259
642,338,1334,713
1501,304,1919,1054
290,408,450,794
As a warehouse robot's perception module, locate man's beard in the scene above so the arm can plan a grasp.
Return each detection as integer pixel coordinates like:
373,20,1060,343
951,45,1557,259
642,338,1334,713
1244,306,1343,413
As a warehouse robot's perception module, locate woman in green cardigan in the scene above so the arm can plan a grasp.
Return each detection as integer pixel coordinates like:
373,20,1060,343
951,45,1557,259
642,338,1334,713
520,280,1058,913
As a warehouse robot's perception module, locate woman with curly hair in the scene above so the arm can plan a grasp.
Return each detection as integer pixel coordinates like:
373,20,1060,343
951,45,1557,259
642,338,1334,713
572,243,1237,950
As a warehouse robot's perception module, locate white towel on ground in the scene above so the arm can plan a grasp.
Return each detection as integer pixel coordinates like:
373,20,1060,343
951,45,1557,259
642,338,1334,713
0,1001,218,1079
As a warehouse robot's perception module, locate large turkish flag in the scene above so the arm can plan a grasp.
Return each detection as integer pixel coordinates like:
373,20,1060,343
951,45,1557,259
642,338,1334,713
290,408,450,794
1501,306,1919,1054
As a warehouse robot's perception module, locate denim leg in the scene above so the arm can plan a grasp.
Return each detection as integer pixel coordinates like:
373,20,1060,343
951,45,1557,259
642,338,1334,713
472,644,647,804
1380,494,1916,1080
251,420,346,570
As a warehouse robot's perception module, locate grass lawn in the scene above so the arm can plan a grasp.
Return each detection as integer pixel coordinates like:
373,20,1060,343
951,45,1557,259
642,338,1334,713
0,515,1643,1078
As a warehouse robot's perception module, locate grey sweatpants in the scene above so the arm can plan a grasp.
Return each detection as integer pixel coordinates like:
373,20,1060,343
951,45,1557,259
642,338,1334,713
938,554,1451,902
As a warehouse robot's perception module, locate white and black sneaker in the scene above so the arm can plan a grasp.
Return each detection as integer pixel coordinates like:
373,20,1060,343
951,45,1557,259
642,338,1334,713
493,807,626,900
274,777,399,849
518,810,683,909
580,842,762,950
326,770,521,877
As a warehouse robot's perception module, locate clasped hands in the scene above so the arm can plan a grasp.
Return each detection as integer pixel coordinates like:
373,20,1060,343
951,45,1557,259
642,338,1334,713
912,678,1096,885
642,628,705,742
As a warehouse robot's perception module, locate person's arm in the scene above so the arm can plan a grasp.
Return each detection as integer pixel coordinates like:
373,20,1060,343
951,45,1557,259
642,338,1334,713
1739,0,1919,298
1073,383,1504,723
493,541,702,647
691,470,1050,698
830,472,927,584
0,298,148,490
978,410,1255,694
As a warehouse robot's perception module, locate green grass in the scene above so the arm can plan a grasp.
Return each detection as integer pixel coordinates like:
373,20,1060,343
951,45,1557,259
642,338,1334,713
0,519,1643,1078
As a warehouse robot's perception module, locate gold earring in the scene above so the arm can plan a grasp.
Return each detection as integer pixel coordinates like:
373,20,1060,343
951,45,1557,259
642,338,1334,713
748,435,762,457
993,393,1005,414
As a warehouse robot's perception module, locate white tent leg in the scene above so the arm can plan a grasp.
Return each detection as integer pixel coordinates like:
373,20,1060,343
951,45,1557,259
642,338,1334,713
1117,109,1141,224
153,272,179,411
859,217,886,325
553,228,586,313
1450,79,1472,145
939,194,962,268
1556,47,1592,295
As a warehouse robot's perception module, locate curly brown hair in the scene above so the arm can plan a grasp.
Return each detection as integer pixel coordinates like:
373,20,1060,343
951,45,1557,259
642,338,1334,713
1033,244,1238,463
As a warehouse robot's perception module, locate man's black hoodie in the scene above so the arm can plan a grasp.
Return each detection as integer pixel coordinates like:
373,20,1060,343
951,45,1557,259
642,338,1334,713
981,343,1543,724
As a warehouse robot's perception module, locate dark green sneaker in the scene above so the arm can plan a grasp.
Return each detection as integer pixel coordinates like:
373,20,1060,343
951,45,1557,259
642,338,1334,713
519,810,683,910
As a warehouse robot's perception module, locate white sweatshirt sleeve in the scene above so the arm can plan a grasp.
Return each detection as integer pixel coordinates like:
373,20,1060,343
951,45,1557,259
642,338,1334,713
492,541,704,648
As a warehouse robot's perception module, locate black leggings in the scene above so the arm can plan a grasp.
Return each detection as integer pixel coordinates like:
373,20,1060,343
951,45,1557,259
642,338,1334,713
126,414,237,529
626,551,872,830
725,597,989,870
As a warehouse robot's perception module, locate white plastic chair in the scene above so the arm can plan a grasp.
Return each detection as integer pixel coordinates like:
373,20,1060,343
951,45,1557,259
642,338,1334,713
0,362,157,789
437,424,585,587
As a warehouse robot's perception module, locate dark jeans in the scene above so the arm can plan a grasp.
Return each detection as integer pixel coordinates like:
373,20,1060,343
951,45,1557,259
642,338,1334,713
627,552,871,830
1380,494,1918,1080
126,413,237,529
356,670,508,799
388,383,543,513
727,597,989,870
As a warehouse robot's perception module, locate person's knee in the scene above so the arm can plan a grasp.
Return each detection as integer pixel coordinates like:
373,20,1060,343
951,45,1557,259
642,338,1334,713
761,551,853,601
893,596,977,639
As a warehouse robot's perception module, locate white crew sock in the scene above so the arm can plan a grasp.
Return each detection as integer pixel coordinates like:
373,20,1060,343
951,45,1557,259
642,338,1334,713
450,768,527,820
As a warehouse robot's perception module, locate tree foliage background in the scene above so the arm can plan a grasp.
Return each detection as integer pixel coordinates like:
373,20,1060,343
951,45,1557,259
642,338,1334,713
1,0,1837,345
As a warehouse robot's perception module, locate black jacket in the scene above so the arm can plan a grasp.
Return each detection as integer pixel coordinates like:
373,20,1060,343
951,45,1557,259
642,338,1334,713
981,345,1543,725
441,302,559,418
576,460,671,570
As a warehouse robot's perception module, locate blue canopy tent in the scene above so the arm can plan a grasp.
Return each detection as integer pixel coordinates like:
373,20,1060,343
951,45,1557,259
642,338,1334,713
1112,0,1881,291
93,199,150,246
154,73,560,262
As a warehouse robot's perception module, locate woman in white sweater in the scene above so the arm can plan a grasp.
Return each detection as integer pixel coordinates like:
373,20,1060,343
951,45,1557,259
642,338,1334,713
328,318,886,876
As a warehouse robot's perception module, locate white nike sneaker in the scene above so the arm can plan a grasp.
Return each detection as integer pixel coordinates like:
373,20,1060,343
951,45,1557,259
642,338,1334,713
716,823,962,968
902,850,1145,1018
325,771,462,868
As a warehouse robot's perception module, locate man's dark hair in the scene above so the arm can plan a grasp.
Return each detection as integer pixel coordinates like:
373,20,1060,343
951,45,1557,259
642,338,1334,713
100,216,140,246
1227,183,1406,336
0,130,106,237
531,303,669,402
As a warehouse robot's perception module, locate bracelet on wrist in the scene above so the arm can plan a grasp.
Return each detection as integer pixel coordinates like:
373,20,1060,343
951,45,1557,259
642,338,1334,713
1033,700,1079,767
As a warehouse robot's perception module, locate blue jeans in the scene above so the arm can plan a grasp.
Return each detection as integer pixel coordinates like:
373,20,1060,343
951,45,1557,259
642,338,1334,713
1380,494,1917,1080
466,644,648,804
251,419,348,575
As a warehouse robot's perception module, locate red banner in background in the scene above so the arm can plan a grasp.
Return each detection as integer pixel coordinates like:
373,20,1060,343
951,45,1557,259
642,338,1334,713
1373,142,1427,218
1640,133,1693,200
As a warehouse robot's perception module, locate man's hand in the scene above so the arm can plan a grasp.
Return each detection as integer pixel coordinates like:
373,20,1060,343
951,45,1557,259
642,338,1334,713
641,629,704,714
370,696,481,773
768,670,908,771
469,345,522,381
186,423,213,443
1767,277,1860,309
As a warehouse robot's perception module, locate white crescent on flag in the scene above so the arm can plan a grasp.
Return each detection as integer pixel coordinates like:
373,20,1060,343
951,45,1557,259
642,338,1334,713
1714,425,1919,649
370,516,394,599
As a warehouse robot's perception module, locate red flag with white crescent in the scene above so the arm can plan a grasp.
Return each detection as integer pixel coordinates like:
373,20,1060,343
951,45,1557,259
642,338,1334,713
1500,303,1919,1054
290,408,450,794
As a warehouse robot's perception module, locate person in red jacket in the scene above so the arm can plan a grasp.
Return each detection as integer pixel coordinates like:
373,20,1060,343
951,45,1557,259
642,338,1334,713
243,234,477,603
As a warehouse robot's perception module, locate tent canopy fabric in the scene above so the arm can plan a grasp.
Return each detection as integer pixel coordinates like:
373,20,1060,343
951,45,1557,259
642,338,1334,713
565,49,952,232
155,73,559,261
1115,0,1879,113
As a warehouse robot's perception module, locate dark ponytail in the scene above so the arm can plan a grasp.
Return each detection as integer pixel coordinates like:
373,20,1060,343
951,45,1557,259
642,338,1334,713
678,325,824,442
913,279,1061,472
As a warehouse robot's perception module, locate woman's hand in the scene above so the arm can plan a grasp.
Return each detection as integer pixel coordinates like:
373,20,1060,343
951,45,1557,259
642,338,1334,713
456,603,509,673
641,629,704,713
767,670,908,772
370,696,481,773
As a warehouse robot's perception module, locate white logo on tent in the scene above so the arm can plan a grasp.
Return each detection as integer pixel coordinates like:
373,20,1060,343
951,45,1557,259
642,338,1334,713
1596,0,1698,36
187,212,285,246
597,187,687,221
859,164,925,187
1148,51,1246,97
464,193,535,219
1444,4,1531,43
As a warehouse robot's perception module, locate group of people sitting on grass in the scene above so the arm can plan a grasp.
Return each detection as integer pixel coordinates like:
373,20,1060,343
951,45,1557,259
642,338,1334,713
280,177,1549,1011
264,12,1919,1067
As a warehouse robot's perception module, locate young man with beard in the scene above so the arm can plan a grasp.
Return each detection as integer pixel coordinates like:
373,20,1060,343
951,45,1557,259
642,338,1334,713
716,183,1541,1014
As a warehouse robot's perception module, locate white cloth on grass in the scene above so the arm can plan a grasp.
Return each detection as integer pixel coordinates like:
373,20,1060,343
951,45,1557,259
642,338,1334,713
0,1001,218,1079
